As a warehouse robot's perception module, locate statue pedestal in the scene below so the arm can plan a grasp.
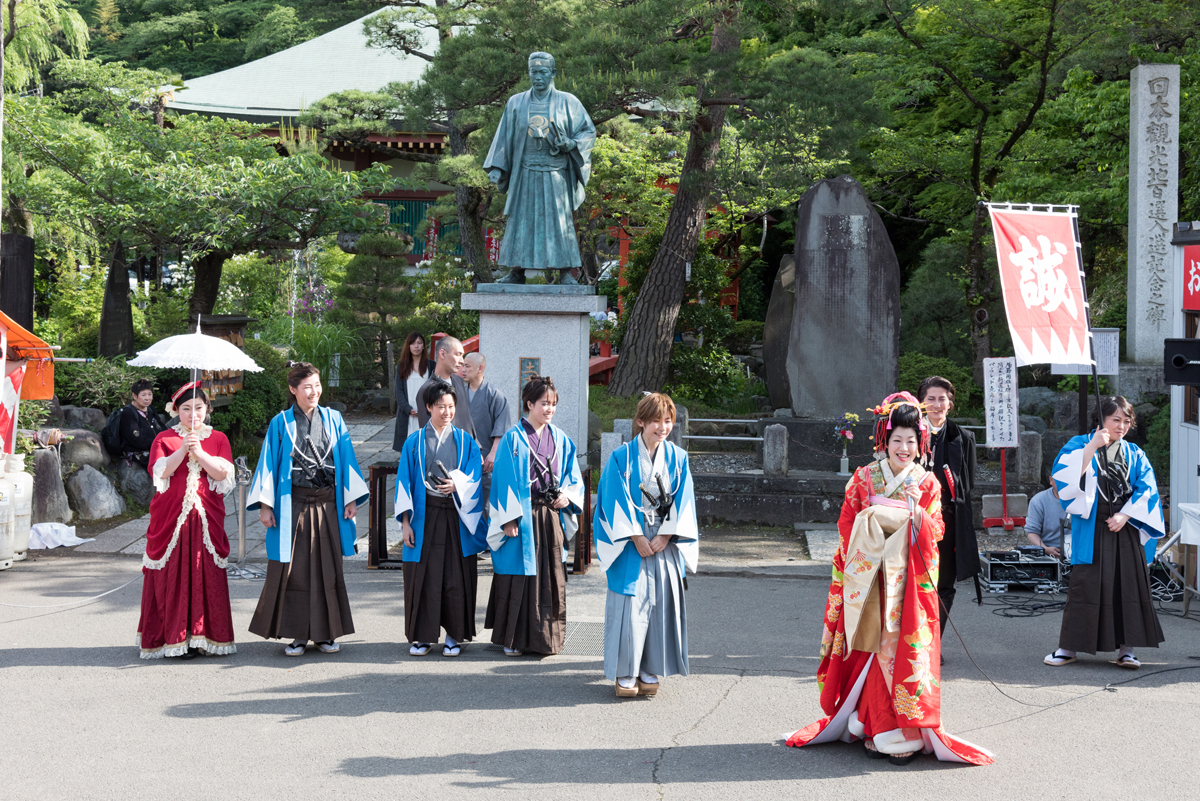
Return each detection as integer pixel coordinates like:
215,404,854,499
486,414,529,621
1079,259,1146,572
461,289,605,454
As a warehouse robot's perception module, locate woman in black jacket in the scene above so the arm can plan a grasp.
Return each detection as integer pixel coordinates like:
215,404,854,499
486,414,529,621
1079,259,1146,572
392,331,431,451
917,376,978,636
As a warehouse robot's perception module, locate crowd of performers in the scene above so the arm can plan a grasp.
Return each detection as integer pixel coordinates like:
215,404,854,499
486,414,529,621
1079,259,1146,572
133,354,1168,767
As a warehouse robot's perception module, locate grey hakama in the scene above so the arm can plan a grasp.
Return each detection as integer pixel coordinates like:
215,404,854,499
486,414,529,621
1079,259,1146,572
602,436,689,681
603,542,689,681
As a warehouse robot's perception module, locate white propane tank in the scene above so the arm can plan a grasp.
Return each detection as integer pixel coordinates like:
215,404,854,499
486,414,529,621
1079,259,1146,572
7,454,34,561
0,459,14,570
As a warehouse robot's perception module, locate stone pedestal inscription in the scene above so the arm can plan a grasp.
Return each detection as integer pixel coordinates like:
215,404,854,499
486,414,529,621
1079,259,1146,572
1127,63,1180,364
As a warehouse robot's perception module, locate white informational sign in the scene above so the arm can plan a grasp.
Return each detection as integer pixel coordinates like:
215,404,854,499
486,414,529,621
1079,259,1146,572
983,356,1020,449
1051,328,1120,376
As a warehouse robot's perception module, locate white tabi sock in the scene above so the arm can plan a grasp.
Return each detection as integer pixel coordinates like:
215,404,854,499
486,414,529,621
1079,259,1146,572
445,635,458,649
617,676,637,689
638,671,659,684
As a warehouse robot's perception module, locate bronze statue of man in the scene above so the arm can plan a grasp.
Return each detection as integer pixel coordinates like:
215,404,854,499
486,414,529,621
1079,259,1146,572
483,51,596,284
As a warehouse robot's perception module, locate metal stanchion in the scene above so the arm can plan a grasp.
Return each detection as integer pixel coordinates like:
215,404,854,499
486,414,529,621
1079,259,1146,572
228,455,266,580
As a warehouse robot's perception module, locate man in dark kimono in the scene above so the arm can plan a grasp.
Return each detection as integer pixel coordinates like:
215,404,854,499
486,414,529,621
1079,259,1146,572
482,51,596,285
462,352,511,520
414,337,475,439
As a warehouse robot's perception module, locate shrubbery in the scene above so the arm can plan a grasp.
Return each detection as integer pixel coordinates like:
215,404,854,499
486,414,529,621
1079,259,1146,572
54,357,158,413
210,339,289,438
897,352,978,410
666,345,761,409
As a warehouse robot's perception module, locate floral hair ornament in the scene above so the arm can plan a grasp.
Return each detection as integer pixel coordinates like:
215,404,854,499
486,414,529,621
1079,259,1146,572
165,380,202,416
869,391,930,456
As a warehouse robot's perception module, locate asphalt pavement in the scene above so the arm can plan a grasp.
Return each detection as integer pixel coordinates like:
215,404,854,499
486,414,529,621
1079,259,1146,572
2,543,1198,800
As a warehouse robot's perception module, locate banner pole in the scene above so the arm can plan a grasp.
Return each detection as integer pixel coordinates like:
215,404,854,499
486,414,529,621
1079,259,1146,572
1069,211,1104,427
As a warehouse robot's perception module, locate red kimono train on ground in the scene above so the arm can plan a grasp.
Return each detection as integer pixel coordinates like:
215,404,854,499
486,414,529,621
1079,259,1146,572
136,425,237,658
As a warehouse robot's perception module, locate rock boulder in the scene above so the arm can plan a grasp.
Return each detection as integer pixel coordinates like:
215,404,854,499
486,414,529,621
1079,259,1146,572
59,429,112,470
66,465,127,520
62,405,108,431
1017,386,1057,416
31,447,73,524
117,459,155,508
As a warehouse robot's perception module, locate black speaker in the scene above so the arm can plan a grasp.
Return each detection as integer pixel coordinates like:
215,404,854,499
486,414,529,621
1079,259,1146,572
1164,338,1200,386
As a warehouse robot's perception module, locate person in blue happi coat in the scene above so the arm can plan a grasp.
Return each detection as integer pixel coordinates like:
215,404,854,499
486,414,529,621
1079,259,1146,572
394,380,487,657
485,375,584,656
1044,396,1165,670
594,392,698,697
248,362,370,657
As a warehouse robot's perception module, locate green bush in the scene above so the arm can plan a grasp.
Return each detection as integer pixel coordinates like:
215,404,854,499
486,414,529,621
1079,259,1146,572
616,228,734,347
54,357,158,414
1143,401,1170,479
724,319,764,354
1054,374,1111,394
666,344,760,409
897,352,978,409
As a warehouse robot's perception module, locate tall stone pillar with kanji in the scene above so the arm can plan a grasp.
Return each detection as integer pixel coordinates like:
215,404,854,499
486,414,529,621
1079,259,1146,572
1127,63,1179,366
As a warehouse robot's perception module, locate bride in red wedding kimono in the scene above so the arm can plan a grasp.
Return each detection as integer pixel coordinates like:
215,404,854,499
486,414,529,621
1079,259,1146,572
137,382,237,660
786,392,993,766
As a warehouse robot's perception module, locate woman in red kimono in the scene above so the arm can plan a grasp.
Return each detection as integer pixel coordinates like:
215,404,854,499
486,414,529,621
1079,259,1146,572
137,382,237,660
786,392,993,766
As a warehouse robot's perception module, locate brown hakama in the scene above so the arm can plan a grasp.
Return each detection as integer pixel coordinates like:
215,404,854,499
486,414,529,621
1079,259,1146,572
1058,454,1164,654
486,502,567,654
249,485,355,642
403,494,478,643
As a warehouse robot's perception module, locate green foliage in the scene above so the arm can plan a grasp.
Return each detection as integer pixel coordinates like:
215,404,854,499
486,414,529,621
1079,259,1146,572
734,254,769,324
899,238,972,366
243,5,313,61
2,0,88,91
724,319,765,354
216,253,288,320
54,357,158,414
143,288,192,341
1054,374,1112,395
210,340,288,438
94,1,377,79
617,229,734,347
666,345,762,410
299,90,396,141
1143,402,1170,479
897,353,979,410
12,400,52,455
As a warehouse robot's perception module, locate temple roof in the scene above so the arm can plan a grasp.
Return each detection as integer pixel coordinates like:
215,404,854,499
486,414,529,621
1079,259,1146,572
167,10,436,124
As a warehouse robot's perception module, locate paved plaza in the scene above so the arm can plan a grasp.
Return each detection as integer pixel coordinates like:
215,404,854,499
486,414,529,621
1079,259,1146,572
2,522,1198,799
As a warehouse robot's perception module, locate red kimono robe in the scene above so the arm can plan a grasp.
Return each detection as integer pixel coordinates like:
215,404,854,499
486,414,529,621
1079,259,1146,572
786,460,993,765
136,425,237,659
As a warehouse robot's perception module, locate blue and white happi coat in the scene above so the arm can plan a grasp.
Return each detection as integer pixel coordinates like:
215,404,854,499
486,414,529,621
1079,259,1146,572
393,423,487,560
1052,435,1165,565
247,406,370,562
594,439,699,596
487,422,585,576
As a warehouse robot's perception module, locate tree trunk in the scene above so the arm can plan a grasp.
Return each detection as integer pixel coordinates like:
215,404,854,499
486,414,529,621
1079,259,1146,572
964,203,994,385
607,4,741,397
189,249,232,318
98,240,135,357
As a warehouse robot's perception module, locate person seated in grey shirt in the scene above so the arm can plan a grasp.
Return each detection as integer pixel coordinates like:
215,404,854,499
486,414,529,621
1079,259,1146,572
1026,485,1069,560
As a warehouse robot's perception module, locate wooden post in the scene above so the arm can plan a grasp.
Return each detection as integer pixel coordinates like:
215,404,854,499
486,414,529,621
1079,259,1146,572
386,339,396,415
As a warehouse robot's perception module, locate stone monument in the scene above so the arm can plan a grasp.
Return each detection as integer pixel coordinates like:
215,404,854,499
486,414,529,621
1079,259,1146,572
462,51,603,454
482,51,596,285
1127,63,1179,364
762,254,794,409
785,176,900,418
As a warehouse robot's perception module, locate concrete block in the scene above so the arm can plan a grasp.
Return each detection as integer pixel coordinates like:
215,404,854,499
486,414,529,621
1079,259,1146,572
613,419,634,443
1018,430,1042,484
803,529,839,562
600,432,623,471
762,424,788,477
981,493,1029,519
669,405,687,449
